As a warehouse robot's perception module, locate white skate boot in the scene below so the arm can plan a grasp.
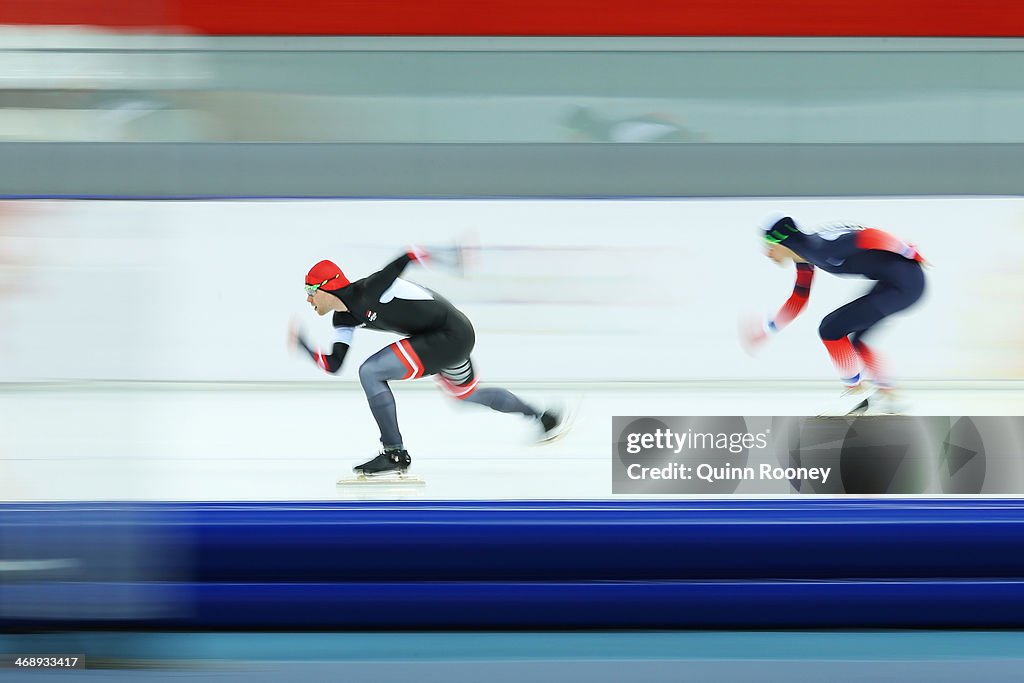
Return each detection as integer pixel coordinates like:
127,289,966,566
818,383,877,417
866,388,909,415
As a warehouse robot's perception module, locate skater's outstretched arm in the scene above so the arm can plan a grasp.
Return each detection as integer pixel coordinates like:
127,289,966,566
740,262,815,355
290,322,354,374
769,262,815,333
361,248,429,294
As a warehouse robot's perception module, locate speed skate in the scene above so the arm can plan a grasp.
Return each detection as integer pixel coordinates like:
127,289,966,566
535,400,578,445
337,471,425,487
818,385,909,418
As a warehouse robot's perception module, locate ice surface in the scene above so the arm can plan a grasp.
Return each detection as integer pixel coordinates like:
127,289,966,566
2,381,1023,501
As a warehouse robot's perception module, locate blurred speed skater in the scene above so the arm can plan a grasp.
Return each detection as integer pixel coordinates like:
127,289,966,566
291,246,568,477
743,216,927,416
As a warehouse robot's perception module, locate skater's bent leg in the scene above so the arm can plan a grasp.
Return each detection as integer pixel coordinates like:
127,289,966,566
435,358,541,418
464,387,541,418
820,338,863,387
358,347,409,449
840,268,922,389
851,330,891,388
818,296,887,387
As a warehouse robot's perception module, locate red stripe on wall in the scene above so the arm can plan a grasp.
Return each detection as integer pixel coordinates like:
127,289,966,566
0,0,175,29
2,0,1023,36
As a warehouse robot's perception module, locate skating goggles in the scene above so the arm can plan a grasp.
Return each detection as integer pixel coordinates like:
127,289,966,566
304,275,340,295
764,219,800,244
764,229,795,244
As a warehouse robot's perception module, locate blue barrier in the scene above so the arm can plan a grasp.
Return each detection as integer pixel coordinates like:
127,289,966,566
2,500,1024,628
3,580,1024,629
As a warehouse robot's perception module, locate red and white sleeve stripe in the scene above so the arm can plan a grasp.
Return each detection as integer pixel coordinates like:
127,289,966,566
770,263,815,331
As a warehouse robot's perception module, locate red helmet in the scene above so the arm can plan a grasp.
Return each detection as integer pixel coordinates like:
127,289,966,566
305,260,350,292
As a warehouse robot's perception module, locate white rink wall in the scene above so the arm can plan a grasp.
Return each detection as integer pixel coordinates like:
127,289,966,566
1,197,1021,382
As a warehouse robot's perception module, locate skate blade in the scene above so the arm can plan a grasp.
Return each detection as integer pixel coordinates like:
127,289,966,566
863,402,908,416
816,397,871,419
337,472,425,487
849,398,870,415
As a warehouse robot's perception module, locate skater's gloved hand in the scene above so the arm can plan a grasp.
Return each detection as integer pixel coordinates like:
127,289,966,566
288,318,314,356
406,245,430,264
407,242,469,274
289,319,336,373
738,314,777,357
